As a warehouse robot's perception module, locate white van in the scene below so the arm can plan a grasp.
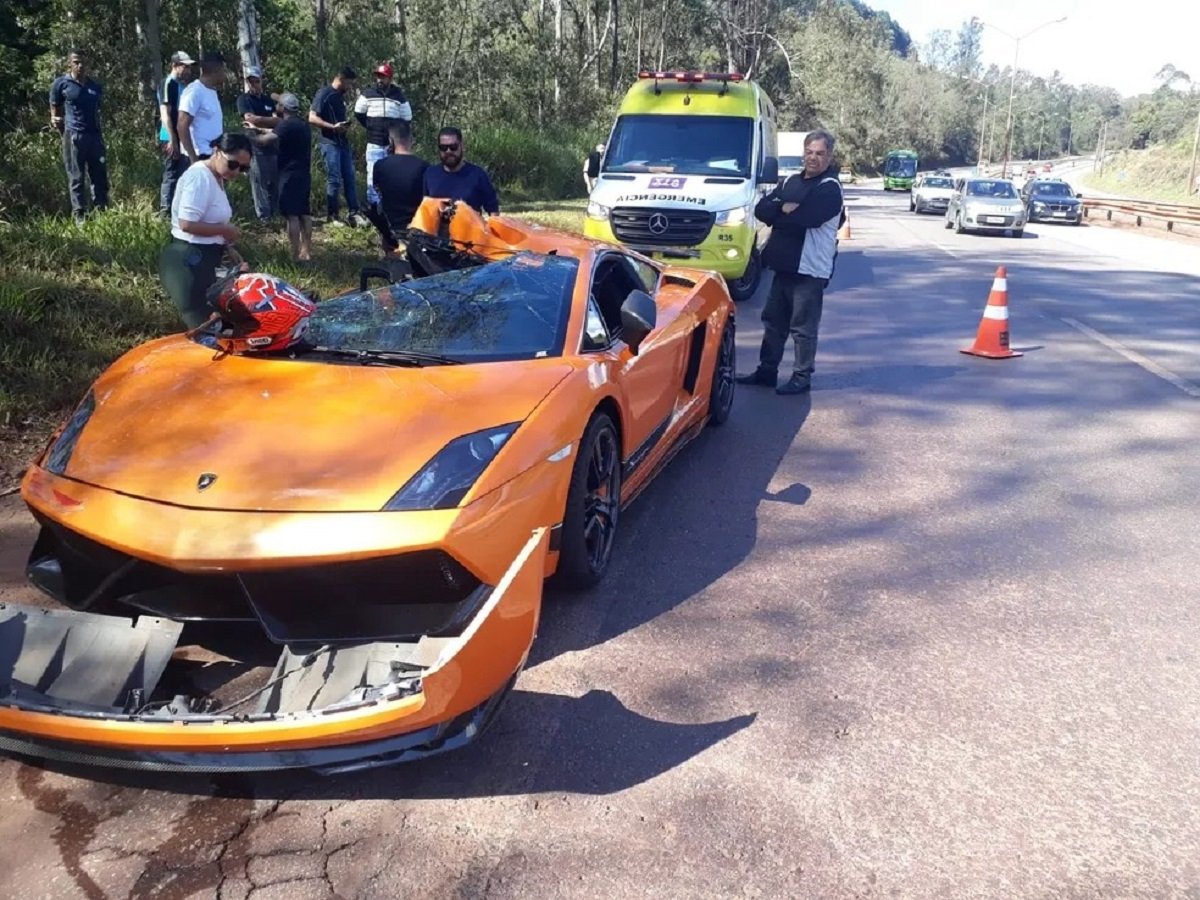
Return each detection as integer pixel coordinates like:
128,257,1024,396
777,131,809,179
583,71,780,302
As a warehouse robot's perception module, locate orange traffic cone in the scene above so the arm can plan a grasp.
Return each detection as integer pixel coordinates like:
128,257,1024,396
960,266,1022,359
837,211,851,240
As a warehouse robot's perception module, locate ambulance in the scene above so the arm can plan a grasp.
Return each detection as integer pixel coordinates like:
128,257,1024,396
584,71,779,302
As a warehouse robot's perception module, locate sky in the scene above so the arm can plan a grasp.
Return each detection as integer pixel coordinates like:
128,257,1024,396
866,0,1200,97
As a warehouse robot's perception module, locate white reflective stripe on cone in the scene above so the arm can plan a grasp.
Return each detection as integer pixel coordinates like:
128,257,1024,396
992,278,1007,291
982,305,1010,320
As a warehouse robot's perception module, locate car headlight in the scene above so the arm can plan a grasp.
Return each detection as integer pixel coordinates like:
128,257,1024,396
383,423,519,511
586,201,611,221
715,205,752,226
1033,201,1047,209
43,390,96,475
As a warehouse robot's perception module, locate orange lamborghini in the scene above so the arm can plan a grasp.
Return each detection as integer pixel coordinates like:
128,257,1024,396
0,200,737,773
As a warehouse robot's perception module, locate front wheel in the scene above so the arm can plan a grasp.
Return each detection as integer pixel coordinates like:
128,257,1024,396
726,247,761,303
707,319,736,427
555,413,622,591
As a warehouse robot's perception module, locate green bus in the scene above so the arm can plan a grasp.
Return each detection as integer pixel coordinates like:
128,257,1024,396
883,149,918,191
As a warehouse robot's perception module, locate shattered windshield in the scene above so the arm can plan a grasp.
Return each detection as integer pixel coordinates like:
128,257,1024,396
306,253,577,362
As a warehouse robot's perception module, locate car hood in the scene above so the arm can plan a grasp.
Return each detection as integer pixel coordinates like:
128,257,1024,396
52,337,572,513
1030,192,1079,203
963,195,1022,207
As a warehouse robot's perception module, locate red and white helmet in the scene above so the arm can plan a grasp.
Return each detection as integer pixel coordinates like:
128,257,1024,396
208,273,316,353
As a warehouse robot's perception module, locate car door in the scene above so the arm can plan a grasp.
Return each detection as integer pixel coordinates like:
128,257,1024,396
587,252,690,462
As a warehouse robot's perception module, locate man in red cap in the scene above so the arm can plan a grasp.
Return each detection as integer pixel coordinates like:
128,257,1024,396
354,62,412,214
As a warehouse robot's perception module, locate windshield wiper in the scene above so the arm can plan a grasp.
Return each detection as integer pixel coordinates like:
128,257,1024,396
306,346,463,366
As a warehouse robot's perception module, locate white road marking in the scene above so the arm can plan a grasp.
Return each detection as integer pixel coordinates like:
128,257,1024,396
1061,317,1200,398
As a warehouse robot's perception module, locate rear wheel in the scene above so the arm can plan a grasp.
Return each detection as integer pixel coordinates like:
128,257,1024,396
555,413,622,591
708,319,736,427
726,248,761,303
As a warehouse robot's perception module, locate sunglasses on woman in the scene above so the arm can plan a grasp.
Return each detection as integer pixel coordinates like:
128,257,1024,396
222,154,250,172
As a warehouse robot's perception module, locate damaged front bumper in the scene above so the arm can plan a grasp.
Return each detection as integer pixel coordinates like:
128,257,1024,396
0,529,548,774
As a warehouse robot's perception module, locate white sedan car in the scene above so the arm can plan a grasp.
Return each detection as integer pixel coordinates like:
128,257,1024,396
910,174,955,215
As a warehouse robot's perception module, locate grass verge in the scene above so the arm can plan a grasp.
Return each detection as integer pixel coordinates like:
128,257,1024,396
1083,141,1200,203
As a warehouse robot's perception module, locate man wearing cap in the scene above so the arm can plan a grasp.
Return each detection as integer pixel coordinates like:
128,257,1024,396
273,93,313,261
178,51,227,162
49,50,108,222
354,62,412,215
237,65,280,221
157,50,195,216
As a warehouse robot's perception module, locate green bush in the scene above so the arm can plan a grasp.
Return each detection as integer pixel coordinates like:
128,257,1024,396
442,124,593,203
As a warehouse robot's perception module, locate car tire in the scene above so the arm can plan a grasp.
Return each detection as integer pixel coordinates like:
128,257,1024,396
707,319,736,427
909,197,916,212
726,247,761,303
555,412,622,591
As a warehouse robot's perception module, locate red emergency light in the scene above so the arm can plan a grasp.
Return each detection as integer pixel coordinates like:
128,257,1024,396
637,70,745,83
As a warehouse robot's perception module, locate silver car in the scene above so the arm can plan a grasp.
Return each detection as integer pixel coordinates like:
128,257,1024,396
944,178,1026,237
910,174,955,214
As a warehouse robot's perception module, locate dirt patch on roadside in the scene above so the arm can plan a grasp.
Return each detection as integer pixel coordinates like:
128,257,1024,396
0,492,40,606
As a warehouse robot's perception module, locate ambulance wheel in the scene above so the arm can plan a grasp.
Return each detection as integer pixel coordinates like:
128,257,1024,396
727,248,761,303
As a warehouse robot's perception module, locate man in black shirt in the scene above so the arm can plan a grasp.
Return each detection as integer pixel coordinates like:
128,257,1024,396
49,50,108,222
157,50,194,216
273,93,313,261
364,121,429,252
308,66,363,226
237,65,280,221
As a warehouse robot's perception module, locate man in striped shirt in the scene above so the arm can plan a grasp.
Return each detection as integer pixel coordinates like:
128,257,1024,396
354,62,413,214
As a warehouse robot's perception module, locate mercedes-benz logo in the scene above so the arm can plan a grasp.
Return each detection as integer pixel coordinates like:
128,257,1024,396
196,473,218,491
648,213,670,235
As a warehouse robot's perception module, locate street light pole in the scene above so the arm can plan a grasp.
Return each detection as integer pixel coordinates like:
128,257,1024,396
975,15,1068,178
979,91,990,170
1188,104,1200,196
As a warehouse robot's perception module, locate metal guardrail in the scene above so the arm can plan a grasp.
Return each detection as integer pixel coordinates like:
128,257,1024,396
1081,198,1200,231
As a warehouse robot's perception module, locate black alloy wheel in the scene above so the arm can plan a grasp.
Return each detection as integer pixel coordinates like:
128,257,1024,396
555,413,622,590
708,320,736,427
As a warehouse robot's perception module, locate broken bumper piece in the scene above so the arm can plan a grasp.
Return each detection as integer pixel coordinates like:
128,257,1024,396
0,529,547,774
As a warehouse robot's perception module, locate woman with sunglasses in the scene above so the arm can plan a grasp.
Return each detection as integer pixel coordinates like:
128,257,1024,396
158,132,253,328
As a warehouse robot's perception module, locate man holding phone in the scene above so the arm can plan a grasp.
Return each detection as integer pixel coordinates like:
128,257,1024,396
308,66,363,227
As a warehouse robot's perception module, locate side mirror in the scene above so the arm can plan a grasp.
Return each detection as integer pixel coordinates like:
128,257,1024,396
620,289,657,355
1075,192,1083,199
759,156,779,184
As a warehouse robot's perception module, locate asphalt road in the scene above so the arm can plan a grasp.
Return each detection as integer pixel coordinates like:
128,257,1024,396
2,188,1199,899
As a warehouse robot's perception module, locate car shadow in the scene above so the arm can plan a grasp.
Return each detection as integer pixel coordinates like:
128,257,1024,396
530,358,815,668
22,688,756,800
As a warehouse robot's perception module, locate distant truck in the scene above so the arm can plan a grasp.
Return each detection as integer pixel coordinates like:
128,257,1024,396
778,131,809,179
